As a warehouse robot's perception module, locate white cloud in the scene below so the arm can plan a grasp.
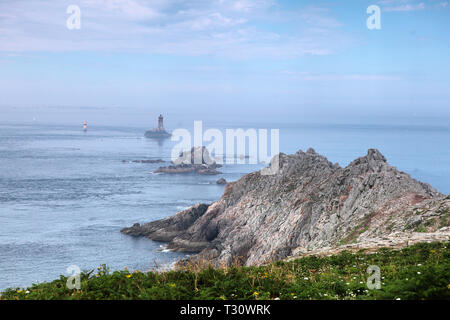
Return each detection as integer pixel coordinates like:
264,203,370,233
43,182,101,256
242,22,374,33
382,2,426,12
0,0,350,58
229,0,274,12
281,72,402,81
82,0,162,20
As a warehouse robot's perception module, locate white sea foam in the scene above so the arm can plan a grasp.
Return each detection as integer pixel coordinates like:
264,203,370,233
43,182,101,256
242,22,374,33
158,244,173,253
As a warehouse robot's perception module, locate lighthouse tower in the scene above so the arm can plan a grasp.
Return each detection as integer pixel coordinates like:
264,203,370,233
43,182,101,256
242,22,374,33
158,114,164,132
145,114,171,138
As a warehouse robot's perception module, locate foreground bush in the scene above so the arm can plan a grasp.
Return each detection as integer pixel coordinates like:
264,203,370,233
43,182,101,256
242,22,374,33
1,242,449,300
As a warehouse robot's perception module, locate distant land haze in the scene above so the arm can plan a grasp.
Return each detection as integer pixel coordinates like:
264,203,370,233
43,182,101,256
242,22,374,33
1,105,450,128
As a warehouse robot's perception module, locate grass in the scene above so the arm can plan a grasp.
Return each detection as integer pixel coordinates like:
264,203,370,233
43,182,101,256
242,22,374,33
339,213,374,245
1,242,449,300
414,225,427,233
439,210,450,229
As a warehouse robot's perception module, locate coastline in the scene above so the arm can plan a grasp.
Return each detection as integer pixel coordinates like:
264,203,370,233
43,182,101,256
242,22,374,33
121,148,450,267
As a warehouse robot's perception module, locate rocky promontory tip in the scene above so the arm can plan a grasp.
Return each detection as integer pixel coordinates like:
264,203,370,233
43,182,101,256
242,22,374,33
366,148,387,162
154,146,222,175
123,148,449,266
121,203,211,251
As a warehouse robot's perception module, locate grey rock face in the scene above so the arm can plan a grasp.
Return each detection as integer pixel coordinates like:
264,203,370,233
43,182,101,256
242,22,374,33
121,203,210,252
123,148,448,266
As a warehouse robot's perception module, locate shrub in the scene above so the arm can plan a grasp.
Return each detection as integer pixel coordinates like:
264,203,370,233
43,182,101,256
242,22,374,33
1,242,448,300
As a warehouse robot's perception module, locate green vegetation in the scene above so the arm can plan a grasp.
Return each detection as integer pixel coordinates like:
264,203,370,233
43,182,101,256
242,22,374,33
339,213,374,245
439,210,450,229
387,222,396,232
285,183,296,193
1,242,449,300
414,225,427,233
404,222,414,231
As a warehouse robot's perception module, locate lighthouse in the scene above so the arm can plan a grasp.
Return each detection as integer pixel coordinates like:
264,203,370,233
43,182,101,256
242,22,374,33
144,114,171,139
158,114,164,132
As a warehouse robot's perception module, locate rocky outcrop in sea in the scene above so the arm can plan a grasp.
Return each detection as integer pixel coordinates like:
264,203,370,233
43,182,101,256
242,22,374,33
122,148,450,266
216,178,227,185
122,159,165,164
154,146,222,175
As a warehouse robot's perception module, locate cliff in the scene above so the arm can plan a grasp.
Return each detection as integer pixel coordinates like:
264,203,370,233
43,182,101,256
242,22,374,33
122,148,450,266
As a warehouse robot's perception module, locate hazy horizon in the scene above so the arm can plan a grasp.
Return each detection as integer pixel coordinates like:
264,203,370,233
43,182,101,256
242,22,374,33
1,0,449,125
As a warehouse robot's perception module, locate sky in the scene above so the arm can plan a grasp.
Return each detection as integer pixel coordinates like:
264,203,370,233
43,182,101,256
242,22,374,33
0,0,449,126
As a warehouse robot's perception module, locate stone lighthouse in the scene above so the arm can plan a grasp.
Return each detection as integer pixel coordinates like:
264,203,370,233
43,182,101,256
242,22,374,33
158,114,164,132
145,114,170,138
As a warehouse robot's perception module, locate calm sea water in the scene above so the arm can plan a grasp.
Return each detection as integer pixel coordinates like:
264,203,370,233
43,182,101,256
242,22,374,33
1,120,449,290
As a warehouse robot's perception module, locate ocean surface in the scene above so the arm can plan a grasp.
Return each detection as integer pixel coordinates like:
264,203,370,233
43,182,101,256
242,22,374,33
1,120,450,290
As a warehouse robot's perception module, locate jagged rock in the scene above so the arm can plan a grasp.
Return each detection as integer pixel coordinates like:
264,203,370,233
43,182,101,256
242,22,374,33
154,164,221,175
154,146,222,175
287,230,450,259
216,178,227,185
121,203,210,251
123,148,448,266
174,146,217,166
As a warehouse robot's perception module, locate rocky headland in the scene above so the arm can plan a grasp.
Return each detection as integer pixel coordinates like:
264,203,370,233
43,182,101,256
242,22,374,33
122,148,450,266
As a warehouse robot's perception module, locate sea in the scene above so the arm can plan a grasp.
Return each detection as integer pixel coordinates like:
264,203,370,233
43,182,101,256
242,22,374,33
1,118,450,290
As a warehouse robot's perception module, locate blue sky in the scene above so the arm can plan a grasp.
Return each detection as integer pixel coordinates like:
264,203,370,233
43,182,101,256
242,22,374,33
0,0,449,125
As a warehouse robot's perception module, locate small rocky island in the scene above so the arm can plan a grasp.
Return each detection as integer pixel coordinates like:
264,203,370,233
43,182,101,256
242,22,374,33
216,178,227,185
154,146,222,175
122,148,450,266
